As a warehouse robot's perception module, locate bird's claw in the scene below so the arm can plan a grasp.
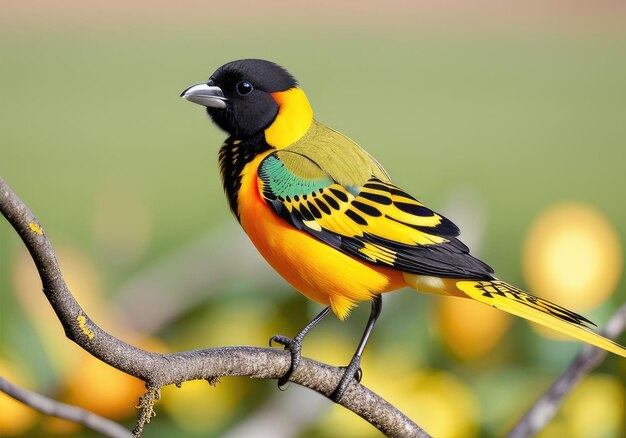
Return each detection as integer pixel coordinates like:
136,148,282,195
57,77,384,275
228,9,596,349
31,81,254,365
354,367,363,383
331,357,362,402
269,334,303,388
269,334,292,348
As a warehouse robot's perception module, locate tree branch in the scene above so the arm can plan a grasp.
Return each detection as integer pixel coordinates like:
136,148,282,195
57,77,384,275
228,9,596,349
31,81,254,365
0,377,132,438
0,176,429,438
506,303,626,438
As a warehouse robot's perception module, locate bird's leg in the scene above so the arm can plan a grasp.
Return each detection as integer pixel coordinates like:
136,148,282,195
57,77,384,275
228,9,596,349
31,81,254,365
331,294,383,402
270,305,332,388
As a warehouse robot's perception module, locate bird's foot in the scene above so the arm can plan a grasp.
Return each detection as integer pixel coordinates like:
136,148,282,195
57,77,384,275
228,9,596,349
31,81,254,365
269,334,303,388
330,356,362,402
268,306,333,390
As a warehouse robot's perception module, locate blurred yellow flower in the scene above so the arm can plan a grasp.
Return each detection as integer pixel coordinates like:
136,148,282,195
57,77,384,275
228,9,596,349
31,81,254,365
523,203,622,338
60,349,147,420
437,296,511,360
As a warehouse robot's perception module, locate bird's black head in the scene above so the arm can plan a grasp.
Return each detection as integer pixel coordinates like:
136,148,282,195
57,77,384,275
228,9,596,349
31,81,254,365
182,59,298,138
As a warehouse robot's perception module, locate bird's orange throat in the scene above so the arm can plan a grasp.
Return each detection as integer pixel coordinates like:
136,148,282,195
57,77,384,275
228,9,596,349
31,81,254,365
264,88,313,149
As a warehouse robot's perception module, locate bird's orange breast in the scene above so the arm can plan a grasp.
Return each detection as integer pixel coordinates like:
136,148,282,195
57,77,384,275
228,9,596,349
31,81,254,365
237,151,404,319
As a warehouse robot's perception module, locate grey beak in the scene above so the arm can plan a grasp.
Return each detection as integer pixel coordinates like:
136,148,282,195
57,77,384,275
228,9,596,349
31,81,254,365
180,83,228,108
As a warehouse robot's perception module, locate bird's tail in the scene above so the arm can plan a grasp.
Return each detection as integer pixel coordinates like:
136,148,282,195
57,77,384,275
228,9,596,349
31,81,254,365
456,279,626,358
403,274,626,358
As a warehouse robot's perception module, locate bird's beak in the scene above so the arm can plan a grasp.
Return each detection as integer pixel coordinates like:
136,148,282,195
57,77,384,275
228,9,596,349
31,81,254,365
180,83,228,109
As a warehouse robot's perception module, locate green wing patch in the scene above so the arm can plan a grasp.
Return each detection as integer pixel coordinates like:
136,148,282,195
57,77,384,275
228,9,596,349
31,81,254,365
258,152,332,199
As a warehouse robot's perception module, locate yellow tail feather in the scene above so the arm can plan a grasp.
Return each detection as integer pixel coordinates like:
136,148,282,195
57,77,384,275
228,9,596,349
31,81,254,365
455,280,626,358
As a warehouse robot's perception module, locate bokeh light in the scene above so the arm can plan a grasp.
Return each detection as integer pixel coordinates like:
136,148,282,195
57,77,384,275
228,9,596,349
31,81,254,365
437,296,511,360
60,338,164,421
523,203,622,310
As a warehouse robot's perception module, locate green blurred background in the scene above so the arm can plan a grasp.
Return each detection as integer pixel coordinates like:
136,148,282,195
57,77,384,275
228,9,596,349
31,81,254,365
1,1,626,437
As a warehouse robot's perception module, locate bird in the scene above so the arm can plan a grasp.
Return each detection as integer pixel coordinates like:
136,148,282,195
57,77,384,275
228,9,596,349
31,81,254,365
181,59,626,401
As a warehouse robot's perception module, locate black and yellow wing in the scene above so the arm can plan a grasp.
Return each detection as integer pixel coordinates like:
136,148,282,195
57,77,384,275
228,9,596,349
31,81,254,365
258,149,494,280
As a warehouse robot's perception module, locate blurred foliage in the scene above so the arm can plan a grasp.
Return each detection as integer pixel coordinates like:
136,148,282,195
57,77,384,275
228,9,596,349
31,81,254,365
1,2,626,437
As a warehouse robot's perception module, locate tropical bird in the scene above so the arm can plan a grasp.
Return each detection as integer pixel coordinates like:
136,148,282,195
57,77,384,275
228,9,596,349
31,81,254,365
181,59,626,401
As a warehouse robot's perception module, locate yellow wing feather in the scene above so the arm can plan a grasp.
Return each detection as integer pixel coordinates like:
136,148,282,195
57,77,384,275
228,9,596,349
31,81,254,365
277,181,450,247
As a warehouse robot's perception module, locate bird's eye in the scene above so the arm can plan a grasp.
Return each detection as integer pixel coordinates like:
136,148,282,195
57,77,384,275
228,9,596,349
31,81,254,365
236,81,254,96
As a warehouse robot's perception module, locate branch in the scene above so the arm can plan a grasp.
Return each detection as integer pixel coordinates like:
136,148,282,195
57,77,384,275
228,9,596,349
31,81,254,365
0,176,429,438
0,377,132,438
506,303,626,438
